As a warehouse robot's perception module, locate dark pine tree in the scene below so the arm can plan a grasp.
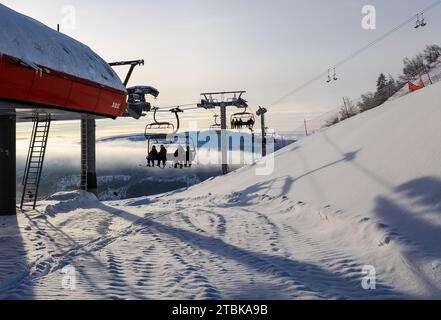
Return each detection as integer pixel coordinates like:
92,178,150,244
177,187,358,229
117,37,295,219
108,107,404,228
376,73,388,92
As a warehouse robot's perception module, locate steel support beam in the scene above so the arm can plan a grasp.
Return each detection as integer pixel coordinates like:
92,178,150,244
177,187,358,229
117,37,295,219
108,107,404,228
80,116,97,195
261,113,267,157
220,104,228,175
0,115,16,216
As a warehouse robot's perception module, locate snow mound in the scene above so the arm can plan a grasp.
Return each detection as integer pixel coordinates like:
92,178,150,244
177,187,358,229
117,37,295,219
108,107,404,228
45,191,98,215
0,4,125,91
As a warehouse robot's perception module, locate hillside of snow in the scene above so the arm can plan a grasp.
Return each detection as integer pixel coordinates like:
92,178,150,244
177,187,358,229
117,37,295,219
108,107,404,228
313,61,441,132
0,4,125,91
1,83,440,299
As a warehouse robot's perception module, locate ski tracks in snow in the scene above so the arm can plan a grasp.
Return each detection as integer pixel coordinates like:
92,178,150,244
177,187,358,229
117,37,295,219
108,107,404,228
0,192,403,299
159,197,400,299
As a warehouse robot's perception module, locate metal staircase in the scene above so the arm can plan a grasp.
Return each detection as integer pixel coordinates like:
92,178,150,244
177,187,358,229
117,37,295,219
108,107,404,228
21,113,51,210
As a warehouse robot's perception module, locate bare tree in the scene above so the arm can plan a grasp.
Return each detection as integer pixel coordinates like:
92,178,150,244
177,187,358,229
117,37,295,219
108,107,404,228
423,44,441,66
400,54,426,81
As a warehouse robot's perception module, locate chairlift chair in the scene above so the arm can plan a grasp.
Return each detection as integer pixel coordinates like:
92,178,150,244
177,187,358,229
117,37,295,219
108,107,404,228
144,107,176,132
333,67,338,81
144,107,196,168
420,13,427,27
144,106,179,154
210,114,222,131
415,13,421,28
230,107,256,130
146,134,197,169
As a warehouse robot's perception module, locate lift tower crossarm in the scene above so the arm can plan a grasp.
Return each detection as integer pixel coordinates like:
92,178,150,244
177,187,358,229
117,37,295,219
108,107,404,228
108,60,145,66
200,91,246,96
198,91,248,110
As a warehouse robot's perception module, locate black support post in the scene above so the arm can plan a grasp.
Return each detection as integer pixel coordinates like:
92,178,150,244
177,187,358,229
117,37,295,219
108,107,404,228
0,115,16,216
261,113,267,158
257,107,267,158
80,116,97,195
220,104,228,175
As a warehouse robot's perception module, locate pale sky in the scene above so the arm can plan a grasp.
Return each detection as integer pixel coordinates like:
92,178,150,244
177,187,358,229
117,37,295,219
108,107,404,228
5,0,441,133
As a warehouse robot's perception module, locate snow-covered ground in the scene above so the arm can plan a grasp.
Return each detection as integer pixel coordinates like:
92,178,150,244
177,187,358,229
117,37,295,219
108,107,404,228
1,82,440,299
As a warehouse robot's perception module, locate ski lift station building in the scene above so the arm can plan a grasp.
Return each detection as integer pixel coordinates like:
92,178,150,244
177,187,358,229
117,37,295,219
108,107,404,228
0,4,145,215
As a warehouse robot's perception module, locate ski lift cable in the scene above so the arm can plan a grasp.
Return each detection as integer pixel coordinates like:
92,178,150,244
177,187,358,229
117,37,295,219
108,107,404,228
269,0,441,108
247,104,256,115
156,102,199,109
153,103,200,113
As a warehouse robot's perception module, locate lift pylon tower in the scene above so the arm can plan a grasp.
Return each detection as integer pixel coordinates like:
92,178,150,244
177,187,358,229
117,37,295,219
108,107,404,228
256,107,268,157
198,91,248,175
80,115,97,195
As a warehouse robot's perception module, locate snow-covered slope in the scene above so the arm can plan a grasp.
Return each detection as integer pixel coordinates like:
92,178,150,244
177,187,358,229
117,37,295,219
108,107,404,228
185,82,441,218
178,82,441,297
1,83,440,299
0,4,125,91
315,61,441,131
295,107,341,134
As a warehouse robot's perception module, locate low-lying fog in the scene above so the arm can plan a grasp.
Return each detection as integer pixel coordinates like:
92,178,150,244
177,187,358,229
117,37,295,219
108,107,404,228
16,130,296,201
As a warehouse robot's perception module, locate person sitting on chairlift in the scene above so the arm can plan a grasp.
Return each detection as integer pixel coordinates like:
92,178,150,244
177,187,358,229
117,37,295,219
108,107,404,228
159,145,167,167
185,146,192,167
147,146,158,167
174,145,185,169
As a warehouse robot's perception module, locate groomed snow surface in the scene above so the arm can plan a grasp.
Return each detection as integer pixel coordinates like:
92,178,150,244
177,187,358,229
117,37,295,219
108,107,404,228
0,4,125,91
1,83,441,299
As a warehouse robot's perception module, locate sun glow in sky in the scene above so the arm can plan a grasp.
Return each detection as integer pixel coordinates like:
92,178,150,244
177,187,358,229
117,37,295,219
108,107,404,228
5,0,441,133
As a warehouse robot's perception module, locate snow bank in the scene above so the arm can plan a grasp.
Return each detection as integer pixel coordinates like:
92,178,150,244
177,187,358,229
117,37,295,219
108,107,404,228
0,4,125,91
45,191,98,215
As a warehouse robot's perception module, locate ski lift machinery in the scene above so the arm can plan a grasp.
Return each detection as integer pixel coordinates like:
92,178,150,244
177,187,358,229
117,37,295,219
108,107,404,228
144,107,196,167
108,60,159,119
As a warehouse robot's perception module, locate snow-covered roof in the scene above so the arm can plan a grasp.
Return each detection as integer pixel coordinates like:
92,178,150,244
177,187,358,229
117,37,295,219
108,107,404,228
0,4,126,92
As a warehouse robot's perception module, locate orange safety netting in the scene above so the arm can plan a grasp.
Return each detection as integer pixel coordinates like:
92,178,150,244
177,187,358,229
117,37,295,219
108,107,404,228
408,79,425,93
